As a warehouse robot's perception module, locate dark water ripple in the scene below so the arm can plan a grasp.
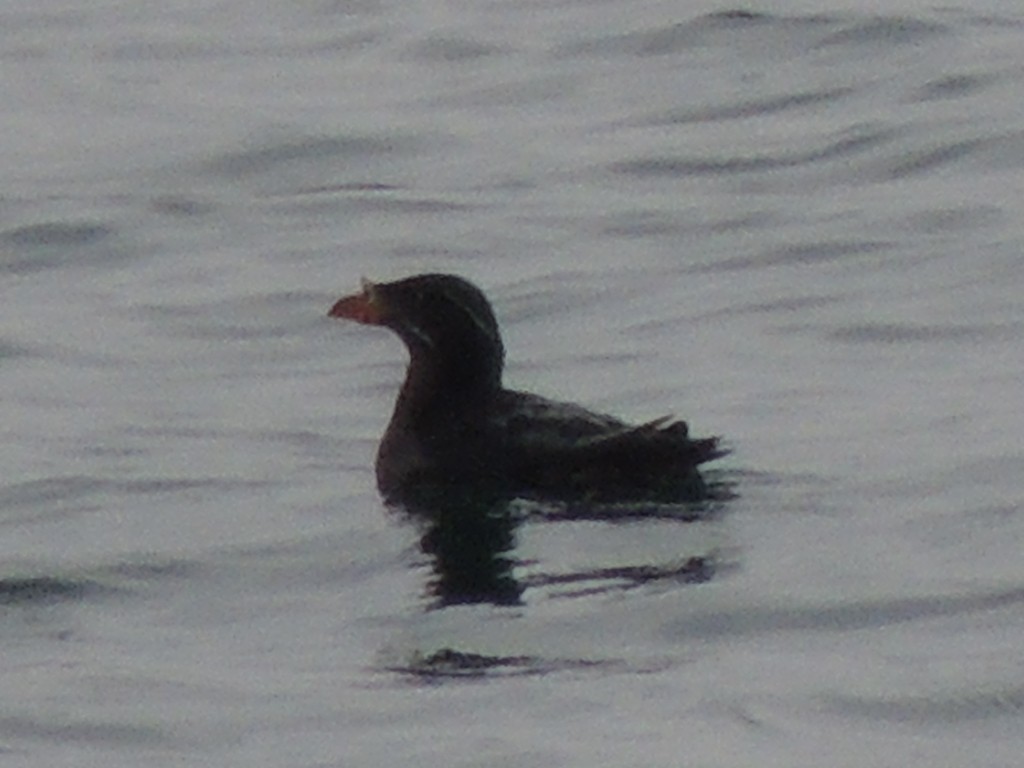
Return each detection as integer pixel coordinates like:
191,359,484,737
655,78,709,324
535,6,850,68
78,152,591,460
407,36,509,63
899,205,1003,234
0,474,273,523
690,239,895,273
823,685,1024,724
910,72,1000,102
0,576,96,605
813,16,950,49
203,133,426,180
637,86,857,126
610,127,898,178
2,221,111,247
561,10,836,58
884,130,1024,179
596,209,779,239
0,476,110,518
272,190,476,217
390,648,636,680
1,221,118,275
559,11,963,62
148,194,217,218
666,586,1024,641
0,714,173,748
0,339,35,361
829,322,1020,344
884,136,993,179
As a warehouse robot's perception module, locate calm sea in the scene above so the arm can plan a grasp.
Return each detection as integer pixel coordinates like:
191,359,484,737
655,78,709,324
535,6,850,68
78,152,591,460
2,1,1023,766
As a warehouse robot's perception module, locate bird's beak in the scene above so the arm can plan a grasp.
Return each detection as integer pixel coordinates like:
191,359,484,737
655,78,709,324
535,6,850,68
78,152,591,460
328,278,385,324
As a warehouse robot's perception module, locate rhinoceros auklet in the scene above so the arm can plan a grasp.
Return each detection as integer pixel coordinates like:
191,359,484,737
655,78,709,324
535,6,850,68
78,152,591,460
328,274,726,503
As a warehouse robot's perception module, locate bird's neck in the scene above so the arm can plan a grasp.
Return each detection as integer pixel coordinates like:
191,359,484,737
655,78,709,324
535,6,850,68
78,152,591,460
393,346,502,426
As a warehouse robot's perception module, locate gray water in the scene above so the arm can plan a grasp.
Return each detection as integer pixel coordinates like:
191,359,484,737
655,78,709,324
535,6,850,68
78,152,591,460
3,1,1024,765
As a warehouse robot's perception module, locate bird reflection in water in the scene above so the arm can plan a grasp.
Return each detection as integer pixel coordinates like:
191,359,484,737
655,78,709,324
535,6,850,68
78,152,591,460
393,483,522,607
392,479,729,609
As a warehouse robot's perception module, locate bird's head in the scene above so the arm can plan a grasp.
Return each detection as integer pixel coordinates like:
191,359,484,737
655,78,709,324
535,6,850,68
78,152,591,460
329,273,505,392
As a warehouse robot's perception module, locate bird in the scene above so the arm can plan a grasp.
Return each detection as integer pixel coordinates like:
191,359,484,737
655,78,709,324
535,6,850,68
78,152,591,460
328,273,727,505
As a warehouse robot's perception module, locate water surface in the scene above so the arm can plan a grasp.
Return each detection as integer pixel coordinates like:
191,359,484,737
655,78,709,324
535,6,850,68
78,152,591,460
2,1,1023,766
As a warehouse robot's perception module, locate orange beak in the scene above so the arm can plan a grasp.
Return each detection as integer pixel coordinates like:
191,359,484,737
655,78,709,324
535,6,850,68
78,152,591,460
328,278,384,325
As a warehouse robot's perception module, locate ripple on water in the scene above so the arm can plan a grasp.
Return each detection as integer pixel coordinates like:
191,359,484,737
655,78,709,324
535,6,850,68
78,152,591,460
909,72,1000,102
689,239,894,273
882,131,1024,180
664,585,1024,641
813,16,950,50
0,713,174,749
635,86,856,127
0,576,97,606
559,10,836,58
822,685,1024,724
0,476,111,520
828,322,1018,344
0,221,119,275
609,126,898,178
202,133,424,180
405,35,510,63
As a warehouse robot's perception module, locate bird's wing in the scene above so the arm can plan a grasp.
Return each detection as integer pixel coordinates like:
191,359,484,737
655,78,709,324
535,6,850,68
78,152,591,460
495,389,725,494
495,390,630,447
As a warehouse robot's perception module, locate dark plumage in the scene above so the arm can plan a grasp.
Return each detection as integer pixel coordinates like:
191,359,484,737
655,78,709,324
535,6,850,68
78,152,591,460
328,274,726,504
